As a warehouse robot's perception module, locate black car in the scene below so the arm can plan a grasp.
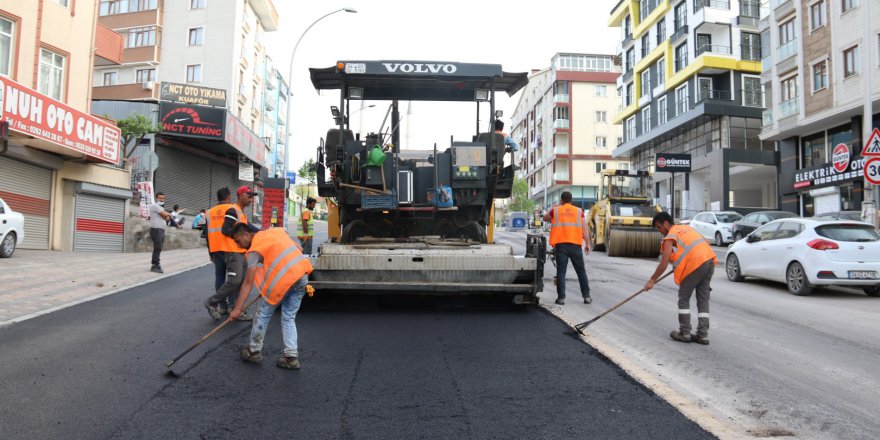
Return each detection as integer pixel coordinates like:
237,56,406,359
731,211,798,241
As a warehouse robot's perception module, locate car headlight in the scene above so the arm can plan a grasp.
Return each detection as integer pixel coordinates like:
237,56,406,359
723,227,731,232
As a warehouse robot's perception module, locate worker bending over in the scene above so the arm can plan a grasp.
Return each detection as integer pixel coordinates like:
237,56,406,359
229,223,313,370
644,212,716,345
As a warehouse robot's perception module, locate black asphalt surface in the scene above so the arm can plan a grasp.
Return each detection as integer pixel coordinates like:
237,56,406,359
0,265,714,439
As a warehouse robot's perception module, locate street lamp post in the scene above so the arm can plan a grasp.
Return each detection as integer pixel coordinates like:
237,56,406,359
283,7,356,231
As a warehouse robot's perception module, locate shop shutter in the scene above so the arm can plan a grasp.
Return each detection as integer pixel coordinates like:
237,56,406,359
0,156,51,249
155,146,213,215
210,161,240,209
813,193,841,216
74,194,125,252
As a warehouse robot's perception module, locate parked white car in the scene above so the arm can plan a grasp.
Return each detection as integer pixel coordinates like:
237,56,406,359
0,197,25,258
725,218,880,296
689,211,743,246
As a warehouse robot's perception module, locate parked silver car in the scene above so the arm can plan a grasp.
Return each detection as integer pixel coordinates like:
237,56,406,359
0,197,25,258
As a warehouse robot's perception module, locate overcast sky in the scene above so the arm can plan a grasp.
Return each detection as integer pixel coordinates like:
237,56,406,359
263,0,621,174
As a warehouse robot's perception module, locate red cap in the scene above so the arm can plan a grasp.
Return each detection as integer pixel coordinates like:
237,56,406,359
237,185,257,197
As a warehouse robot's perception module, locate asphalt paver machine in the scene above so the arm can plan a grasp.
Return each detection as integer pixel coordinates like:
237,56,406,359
307,60,545,304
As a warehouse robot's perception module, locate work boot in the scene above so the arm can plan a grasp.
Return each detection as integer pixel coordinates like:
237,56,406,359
276,356,301,370
239,347,263,363
150,265,163,274
204,299,222,320
555,298,565,305
691,334,710,345
583,296,592,304
669,330,692,343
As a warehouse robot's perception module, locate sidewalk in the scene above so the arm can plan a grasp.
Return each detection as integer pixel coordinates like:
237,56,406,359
0,247,211,326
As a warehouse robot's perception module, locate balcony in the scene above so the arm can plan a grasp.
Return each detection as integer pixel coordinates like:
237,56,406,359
622,69,633,83
622,33,634,49
776,39,797,63
762,109,773,126
553,119,570,129
553,172,570,182
239,55,249,69
264,93,277,111
670,25,688,44
554,145,569,155
694,0,730,11
741,44,762,62
779,98,799,118
553,94,570,104
674,55,689,72
92,82,157,100
695,89,732,103
772,0,794,20
696,44,732,57
742,91,764,108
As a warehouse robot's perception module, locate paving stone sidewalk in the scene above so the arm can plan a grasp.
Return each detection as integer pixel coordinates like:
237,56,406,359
0,247,211,325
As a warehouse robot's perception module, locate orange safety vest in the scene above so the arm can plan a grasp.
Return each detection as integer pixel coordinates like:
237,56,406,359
207,203,247,253
549,204,584,246
247,228,313,305
664,224,717,285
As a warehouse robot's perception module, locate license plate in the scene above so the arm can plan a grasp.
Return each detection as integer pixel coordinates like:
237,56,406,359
848,271,877,279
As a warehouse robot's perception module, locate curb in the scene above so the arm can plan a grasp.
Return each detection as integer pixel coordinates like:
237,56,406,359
540,303,741,440
0,262,212,328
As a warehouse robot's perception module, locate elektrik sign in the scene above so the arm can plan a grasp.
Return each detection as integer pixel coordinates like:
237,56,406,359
159,102,225,140
791,150,865,191
655,153,692,173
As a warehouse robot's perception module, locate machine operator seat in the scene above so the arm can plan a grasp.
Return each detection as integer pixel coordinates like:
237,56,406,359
325,128,355,162
475,132,506,167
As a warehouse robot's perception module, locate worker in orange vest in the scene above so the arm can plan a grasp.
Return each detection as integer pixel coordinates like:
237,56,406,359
203,186,255,321
543,191,591,305
644,212,717,345
229,222,314,370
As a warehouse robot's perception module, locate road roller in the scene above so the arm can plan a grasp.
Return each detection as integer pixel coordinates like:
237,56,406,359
587,169,662,258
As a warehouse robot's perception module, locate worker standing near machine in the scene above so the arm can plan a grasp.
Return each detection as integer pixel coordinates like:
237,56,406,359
229,223,313,370
298,197,316,255
643,212,716,345
543,191,591,305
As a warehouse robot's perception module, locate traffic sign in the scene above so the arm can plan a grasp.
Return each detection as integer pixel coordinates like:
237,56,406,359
861,128,880,157
864,157,880,185
286,171,296,185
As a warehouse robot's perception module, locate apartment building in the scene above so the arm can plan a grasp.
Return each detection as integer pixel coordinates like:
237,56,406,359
760,0,880,216
609,0,776,219
0,0,131,252
510,53,623,210
91,0,289,227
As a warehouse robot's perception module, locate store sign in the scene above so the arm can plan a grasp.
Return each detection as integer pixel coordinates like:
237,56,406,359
160,82,227,107
793,157,866,190
224,113,267,168
239,161,254,181
136,181,154,218
832,144,850,173
655,153,691,173
0,77,121,164
159,102,225,139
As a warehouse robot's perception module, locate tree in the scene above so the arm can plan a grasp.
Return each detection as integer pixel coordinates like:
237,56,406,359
297,158,317,184
509,176,535,213
117,114,158,159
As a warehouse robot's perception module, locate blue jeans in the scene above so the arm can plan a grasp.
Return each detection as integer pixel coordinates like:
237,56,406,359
248,276,308,358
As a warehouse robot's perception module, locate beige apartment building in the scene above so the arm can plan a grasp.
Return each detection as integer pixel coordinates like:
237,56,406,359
511,53,623,210
0,0,130,252
760,0,880,216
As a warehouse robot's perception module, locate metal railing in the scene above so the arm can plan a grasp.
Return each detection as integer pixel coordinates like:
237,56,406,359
622,69,634,83
674,55,689,72
553,94,570,103
696,44,732,56
694,0,730,10
776,38,797,62
741,44,762,61
779,98,799,118
742,91,764,108
696,89,732,102
671,25,688,42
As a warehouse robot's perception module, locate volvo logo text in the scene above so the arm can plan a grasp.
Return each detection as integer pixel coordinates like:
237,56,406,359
382,63,458,74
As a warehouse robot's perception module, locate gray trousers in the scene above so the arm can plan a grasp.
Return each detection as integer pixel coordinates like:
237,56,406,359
207,252,245,306
677,260,714,337
149,228,164,266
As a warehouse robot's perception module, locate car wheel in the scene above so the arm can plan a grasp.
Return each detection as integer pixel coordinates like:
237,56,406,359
863,285,880,297
734,232,743,242
726,253,745,282
0,233,15,258
786,262,812,296
714,232,723,247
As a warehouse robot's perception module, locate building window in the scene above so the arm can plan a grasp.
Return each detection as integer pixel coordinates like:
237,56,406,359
595,111,607,122
102,72,118,86
595,162,608,173
38,48,65,101
843,46,859,78
810,1,826,30
656,18,666,45
625,116,636,140
595,137,607,148
641,34,650,58
812,61,828,91
841,0,858,13
617,137,623,146
658,96,667,124
188,27,204,46
618,162,630,170
741,32,761,61
675,84,689,115
656,58,665,88
595,85,607,97
624,15,632,37
626,83,634,106
743,76,763,107
191,0,206,8
779,19,796,45
100,0,159,16
136,68,156,83
641,107,651,133
741,0,761,17
781,75,798,101
640,70,651,97
626,48,635,72
186,64,202,82
674,1,687,30
0,17,13,77
127,26,157,48
675,43,688,71
801,133,826,168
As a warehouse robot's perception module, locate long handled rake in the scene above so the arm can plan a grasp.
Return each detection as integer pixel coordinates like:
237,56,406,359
572,270,673,335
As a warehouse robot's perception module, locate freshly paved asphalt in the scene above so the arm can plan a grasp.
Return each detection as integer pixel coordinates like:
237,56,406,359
0,264,714,439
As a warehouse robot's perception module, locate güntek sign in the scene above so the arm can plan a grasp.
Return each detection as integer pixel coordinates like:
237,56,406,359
655,153,692,173
0,77,121,164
